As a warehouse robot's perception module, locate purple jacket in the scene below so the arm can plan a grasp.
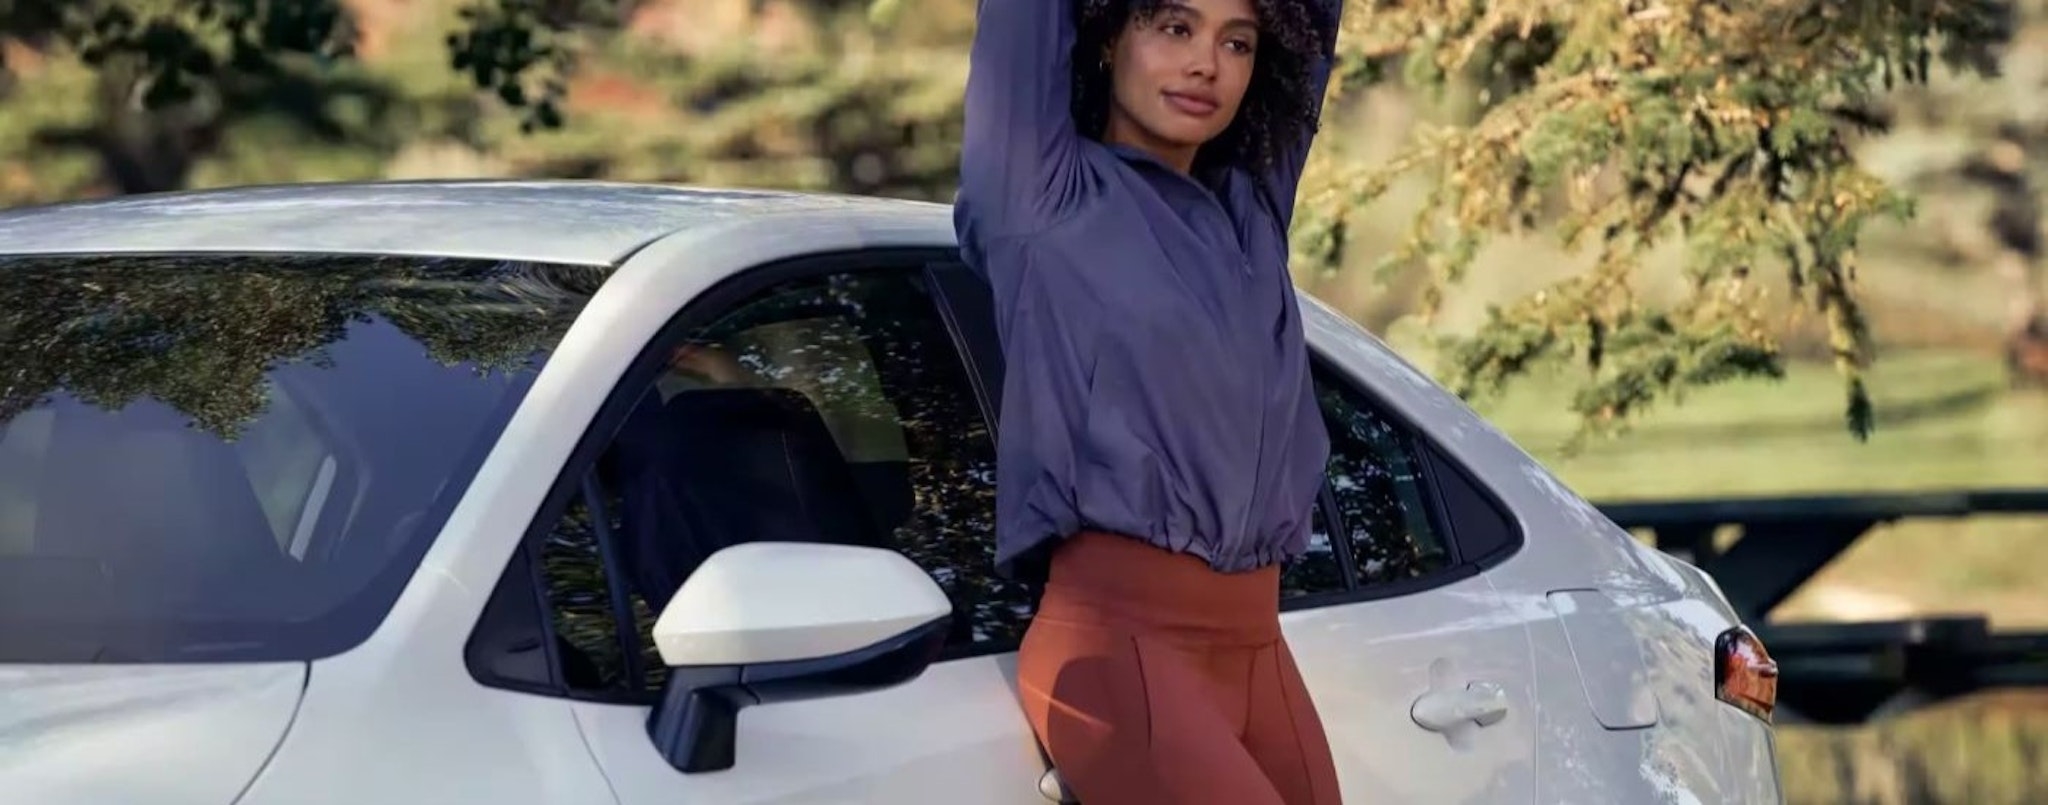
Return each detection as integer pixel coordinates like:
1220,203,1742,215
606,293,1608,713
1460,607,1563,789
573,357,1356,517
954,0,1342,577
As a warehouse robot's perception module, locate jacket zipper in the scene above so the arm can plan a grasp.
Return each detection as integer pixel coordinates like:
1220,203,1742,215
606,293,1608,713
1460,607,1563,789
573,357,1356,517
1156,159,1273,549
1238,255,1270,549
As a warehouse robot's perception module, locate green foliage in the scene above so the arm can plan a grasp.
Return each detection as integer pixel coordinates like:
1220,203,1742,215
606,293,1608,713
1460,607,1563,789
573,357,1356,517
0,0,636,135
0,0,354,107
444,0,637,133
1293,0,2020,440
0,254,603,439
0,1,476,197
476,2,969,199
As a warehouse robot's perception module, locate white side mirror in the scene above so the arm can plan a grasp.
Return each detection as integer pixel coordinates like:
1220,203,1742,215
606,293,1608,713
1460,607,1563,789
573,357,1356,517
644,542,955,775
651,541,951,667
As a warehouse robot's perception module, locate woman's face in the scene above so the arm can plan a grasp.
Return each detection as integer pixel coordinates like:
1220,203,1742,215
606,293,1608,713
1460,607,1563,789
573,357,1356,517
1103,0,1261,171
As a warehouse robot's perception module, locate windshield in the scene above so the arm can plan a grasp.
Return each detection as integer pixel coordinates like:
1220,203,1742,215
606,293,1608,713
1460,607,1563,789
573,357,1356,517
0,253,606,663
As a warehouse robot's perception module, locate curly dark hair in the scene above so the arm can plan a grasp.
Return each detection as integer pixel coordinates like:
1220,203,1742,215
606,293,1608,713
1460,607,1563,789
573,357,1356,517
1072,0,1334,176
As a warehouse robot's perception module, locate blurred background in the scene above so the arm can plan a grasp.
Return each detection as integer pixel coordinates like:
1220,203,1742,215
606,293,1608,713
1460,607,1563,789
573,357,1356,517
3,1,2045,801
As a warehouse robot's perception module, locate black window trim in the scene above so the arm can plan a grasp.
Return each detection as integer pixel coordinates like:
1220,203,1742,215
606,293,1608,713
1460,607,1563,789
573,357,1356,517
923,256,1527,618
1419,439,1524,569
466,246,974,704
1316,482,1359,586
924,260,1005,437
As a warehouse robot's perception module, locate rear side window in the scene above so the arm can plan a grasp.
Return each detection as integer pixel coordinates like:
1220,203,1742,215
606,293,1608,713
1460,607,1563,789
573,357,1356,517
0,253,606,663
1313,370,1453,585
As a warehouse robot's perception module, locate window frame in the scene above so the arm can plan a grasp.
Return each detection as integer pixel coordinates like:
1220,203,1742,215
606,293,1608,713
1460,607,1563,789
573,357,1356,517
465,246,984,704
1271,356,1526,612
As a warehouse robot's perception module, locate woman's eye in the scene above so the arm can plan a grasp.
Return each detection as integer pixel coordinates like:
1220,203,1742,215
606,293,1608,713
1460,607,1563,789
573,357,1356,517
1226,39,1255,54
1163,22,1191,36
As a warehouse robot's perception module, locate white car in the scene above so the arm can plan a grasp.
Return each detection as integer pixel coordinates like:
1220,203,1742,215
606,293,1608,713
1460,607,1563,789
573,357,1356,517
0,181,1783,804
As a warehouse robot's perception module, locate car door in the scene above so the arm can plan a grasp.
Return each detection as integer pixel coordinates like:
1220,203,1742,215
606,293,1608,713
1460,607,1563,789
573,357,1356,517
1274,368,1543,802
930,261,1543,803
462,251,1049,805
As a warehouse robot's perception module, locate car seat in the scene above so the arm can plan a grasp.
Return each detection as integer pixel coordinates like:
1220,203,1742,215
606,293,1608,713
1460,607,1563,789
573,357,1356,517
606,385,884,611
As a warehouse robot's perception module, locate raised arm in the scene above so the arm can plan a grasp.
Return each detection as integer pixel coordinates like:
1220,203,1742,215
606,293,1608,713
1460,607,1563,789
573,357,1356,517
1260,0,1344,227
956,0,1085,237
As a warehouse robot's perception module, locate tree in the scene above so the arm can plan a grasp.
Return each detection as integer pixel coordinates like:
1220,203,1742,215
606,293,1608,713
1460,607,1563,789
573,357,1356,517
1862,0,2048,386
0,0,602,130
0,1,963,198
1293,0,2017,440
527,5,968,201
0,1,429,197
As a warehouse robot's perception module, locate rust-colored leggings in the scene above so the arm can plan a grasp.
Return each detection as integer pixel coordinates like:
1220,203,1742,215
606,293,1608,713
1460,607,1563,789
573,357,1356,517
1018,531,1343,805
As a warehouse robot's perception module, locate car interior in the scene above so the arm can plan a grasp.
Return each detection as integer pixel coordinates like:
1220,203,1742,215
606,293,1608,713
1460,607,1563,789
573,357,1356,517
0,389,362,661
553,290,943,687
601,383,908,611
7,399,288,618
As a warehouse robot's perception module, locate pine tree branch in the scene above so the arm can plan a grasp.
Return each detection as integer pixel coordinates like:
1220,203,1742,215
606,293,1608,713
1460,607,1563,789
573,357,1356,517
1311,0,2017,440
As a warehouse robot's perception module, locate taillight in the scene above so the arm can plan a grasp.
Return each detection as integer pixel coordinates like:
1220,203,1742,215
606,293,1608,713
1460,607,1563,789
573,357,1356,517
1715,626,1779,724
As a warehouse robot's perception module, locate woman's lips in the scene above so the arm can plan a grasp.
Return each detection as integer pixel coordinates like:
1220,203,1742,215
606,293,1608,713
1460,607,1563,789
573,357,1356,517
1164,90,1220,117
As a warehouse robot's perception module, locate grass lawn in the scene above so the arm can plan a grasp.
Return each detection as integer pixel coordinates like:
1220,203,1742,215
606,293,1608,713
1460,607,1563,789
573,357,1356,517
1464,349,2048,502
1776,690,2048,804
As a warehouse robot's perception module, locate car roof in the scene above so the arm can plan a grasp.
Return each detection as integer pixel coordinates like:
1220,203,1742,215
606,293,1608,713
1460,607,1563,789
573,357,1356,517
0,180,955,266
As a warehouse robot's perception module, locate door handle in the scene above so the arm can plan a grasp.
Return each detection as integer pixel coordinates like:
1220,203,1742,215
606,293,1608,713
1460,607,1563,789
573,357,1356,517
1411,681,1510,733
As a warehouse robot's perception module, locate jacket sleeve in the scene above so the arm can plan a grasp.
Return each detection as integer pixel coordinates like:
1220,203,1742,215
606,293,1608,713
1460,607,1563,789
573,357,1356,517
1259,0,1345,228
956,0,1085,238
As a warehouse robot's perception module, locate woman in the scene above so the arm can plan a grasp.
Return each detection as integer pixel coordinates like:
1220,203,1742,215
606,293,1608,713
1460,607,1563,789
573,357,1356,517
953,0,1345,802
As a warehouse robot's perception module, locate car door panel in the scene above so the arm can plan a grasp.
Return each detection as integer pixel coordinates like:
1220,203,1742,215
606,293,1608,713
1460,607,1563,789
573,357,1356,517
577,656,1045,805
507,253,1547,805
504,255,1044,805
1284,574,1539,803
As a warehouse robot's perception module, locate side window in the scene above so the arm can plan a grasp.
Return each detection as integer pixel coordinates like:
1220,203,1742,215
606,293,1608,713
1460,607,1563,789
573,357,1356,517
1312,369,1453,587
538,487,655,692
515,264,1031,698
1281,515,1347,598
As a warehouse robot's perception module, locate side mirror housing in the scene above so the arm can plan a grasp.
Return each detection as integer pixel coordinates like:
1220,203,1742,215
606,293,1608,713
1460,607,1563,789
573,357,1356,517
645,542,952,774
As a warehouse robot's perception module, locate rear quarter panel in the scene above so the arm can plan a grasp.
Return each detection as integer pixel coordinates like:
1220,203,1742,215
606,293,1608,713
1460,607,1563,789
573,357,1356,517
1506,538,1781,803
1299,297,1782,803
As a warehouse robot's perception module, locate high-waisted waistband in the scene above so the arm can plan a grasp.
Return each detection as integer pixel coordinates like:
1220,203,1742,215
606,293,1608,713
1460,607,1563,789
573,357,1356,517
1038,530,1282,646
